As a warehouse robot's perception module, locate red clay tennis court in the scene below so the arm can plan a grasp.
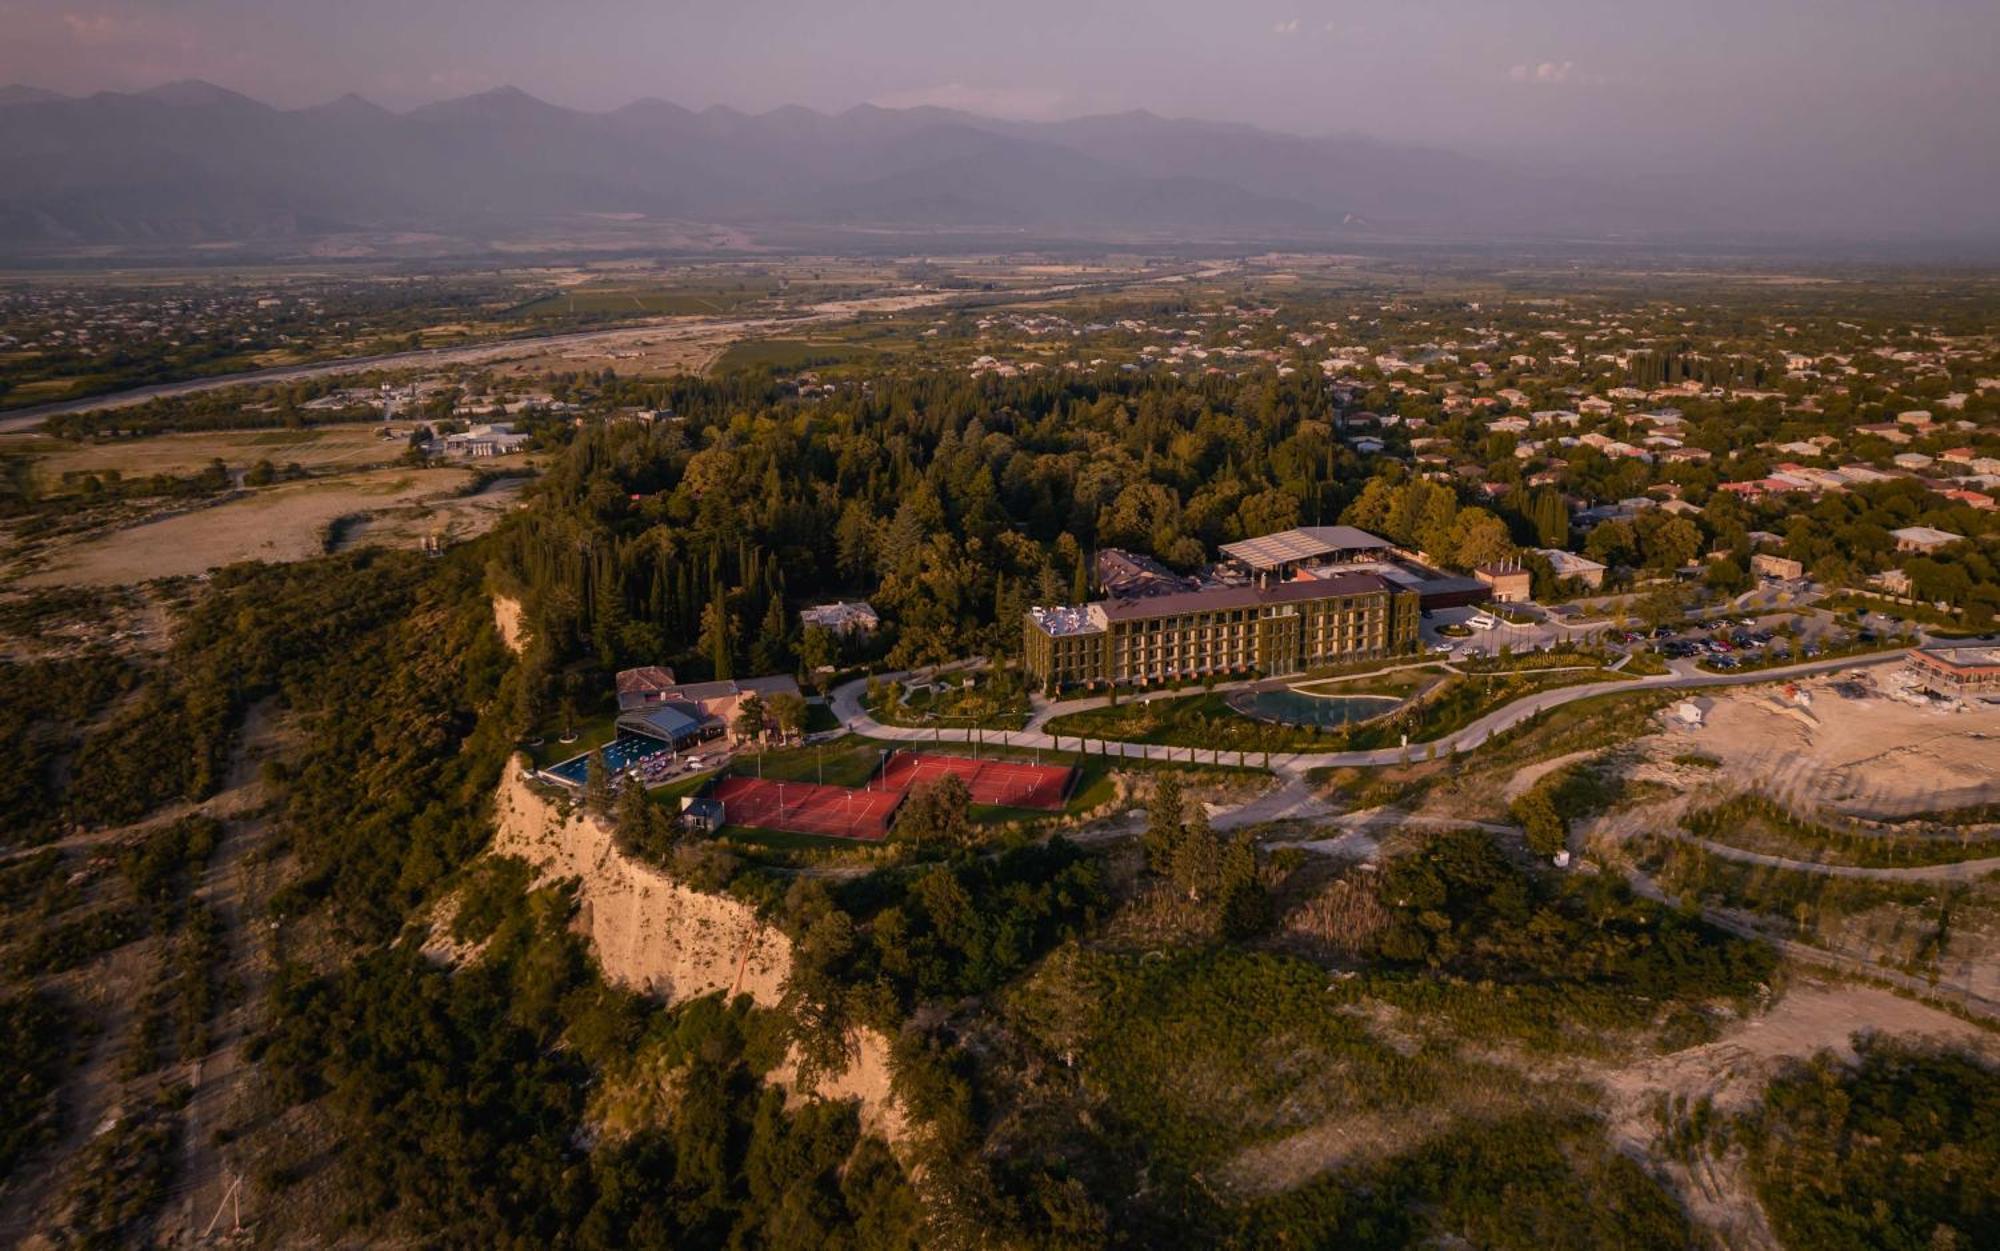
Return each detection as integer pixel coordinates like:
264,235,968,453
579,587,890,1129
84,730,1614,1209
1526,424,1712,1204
878,749,1077,811
710,775,901,842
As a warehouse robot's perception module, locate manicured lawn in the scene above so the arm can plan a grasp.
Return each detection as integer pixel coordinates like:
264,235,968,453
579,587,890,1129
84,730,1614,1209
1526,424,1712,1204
1043,664,1624,753
736,739,893,788
864,675,1033,730
525,708,621,768
1363,668,1626,748
1292,668,1440,699
718,825,883,853
646,772,717,807
1046,692,1339,753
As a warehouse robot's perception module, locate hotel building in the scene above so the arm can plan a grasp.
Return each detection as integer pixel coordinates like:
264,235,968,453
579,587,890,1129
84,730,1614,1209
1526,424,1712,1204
1025,529,1423,688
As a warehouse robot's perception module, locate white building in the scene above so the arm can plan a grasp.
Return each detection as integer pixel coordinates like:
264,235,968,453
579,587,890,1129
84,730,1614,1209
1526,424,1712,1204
439,423,531,458
800,600,880,636
1538,548,1607,589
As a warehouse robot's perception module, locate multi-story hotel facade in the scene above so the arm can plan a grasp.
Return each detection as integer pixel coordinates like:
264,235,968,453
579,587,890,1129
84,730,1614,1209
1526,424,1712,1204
1025,570,1420,689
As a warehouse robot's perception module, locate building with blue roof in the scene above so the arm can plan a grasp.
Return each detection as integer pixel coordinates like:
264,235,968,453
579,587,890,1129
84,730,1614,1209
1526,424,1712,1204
615,700,722,751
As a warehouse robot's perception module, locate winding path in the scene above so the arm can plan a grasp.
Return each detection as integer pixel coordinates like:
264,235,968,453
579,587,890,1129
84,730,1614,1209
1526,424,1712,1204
844,649,2000,1021
831,647,1956,776
1625,869,2000,1020
1675,837,2000,883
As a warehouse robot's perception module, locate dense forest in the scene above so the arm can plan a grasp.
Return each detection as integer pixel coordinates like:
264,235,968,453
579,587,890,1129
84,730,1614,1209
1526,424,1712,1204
491,361,2000,704
493,368,1369,683
6,272,1999,1244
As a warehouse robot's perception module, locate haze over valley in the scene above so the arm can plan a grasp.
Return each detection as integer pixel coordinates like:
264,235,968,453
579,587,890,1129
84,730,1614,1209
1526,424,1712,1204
2,4,1998,1249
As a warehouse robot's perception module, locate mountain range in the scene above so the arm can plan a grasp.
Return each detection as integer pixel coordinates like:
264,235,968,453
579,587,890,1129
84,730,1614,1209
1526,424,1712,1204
0,81,1704,253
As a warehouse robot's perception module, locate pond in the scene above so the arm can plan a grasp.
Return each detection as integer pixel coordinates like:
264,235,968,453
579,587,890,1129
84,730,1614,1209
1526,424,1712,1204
1243,689,1401,727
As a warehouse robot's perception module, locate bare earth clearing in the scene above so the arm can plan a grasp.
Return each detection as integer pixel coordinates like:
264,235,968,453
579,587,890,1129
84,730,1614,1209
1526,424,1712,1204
1668,676,2000,818
327,471,530,554
1,703,292,1248
0,424,402,482
492,593,528,655
21,465,481,586
1592,980,1996,1251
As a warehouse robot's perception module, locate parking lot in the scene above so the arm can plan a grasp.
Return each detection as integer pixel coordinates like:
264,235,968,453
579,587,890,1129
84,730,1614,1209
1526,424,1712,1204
1418,598,1875,671
1419,604,1608,659
1600,608,1869,669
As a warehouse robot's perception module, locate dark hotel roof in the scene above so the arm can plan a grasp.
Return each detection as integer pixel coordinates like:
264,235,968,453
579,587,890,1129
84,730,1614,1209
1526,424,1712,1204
1096,571,1401,623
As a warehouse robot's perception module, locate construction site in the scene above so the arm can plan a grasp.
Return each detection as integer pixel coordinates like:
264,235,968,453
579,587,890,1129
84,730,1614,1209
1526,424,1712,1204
1655,658,2000,820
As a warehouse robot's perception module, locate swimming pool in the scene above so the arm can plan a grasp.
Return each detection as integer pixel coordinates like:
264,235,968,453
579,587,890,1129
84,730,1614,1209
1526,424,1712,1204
544,734,673,785
1243,689,1400,728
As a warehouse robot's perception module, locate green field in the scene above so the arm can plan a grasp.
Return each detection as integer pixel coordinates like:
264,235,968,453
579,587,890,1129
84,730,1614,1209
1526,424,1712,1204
710,338,876,375
513,282,780,319
1043,665,1625,754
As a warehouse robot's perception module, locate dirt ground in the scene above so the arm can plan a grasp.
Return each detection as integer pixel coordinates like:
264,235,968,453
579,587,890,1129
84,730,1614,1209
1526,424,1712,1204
1662,674,2000,819
492,593,527,655
0,424,402,482
1436,670,2000,826
489,321,733,380
488,758,906,1142
1502,748,1598,802
1590,979,1997,1251
2,702,293,1248
20,465,480,586
1209,971,1995,1246
328,472,529,554
157,700,292,1245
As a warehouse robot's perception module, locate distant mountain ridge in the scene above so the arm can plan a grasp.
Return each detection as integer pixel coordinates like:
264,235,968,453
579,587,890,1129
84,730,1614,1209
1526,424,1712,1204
0,80,1680,250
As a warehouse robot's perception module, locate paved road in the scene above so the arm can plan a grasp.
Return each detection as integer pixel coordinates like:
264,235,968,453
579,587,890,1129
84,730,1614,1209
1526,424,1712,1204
832,647,1939,775
845,650,2000,1021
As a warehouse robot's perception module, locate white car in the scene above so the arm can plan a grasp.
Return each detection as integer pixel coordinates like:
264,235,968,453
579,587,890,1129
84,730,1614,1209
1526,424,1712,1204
1466,614,1498,631
1431,641,1455,654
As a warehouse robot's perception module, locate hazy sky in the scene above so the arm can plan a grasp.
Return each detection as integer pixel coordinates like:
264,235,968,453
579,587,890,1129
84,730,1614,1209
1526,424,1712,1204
4,0,1995,180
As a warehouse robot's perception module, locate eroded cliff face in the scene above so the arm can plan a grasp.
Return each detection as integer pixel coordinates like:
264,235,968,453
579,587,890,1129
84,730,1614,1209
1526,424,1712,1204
491,757,904,1141
492,757,792,1005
